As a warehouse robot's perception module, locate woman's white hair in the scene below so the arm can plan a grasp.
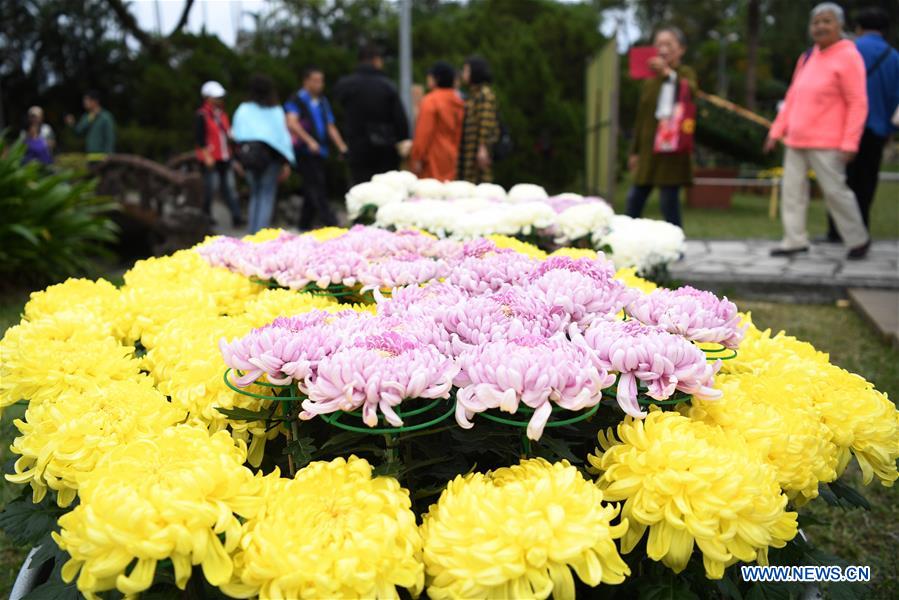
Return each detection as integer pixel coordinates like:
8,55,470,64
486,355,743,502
811,2,845,25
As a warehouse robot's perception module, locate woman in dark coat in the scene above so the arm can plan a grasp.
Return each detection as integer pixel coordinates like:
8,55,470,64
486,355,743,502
626,26,697,227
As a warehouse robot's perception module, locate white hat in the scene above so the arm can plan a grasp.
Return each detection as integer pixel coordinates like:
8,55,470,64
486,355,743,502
201,81,226,98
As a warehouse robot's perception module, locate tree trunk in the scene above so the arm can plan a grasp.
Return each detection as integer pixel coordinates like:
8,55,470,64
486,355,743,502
745,0,760,111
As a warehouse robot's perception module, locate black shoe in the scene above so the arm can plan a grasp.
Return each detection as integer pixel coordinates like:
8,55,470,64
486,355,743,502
813,234,841,244
770,246,809,257
847,240,870,260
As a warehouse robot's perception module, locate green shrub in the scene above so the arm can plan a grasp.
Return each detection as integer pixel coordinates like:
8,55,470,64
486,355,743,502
0,140,120,285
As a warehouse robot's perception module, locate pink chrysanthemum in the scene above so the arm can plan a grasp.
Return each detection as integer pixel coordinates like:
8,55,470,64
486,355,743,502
526,257,638,326
454,334,615,440
376,282,470,318
626,286,746,348
571,319,721,419
301,331,458,427
433,291,569,357
219,311,360,386
444,251,536,295
357,254,450,291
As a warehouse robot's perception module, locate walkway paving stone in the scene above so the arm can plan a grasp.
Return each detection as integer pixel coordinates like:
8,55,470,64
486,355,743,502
669,239,899,300
849,289,899,347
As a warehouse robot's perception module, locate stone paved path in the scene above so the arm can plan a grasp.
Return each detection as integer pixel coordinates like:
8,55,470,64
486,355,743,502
670,239,899,300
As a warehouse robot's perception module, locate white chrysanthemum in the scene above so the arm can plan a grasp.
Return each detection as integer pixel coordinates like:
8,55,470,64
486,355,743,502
474,182,507,200
443,180,478,199
345,181,405,220
410,177,447,199
371,170,418,195
594,215,685,273
556,202,615,244
507,183,549,203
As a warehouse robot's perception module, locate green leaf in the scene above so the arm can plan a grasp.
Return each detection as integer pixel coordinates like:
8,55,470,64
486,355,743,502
215,406,274,422
715,574,743,600
9,223,41,246
21,536,79,600
284,437,316,470
744,581,803,600
533,435,583,464
0,495,67,547
826,479,871,510
637,578,700,600
372,461,403,478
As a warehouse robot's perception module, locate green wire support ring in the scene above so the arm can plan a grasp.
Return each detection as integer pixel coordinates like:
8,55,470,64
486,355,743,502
480,402,600,428
223,368,305,402
698,343,739,361
320,400,456,434
637,394,692,407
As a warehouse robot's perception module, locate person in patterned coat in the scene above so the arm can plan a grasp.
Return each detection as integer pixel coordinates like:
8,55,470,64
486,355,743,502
459,56,499,183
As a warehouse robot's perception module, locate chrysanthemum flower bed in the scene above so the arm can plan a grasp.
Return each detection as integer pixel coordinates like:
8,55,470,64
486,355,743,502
347,171,686,276
1,226,896,600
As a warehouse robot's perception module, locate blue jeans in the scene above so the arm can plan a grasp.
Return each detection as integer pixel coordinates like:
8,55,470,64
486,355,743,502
202,161,241,221
246,163,281,234
625,184,682,227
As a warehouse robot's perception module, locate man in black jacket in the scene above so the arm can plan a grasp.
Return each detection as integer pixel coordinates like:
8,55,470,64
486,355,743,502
333,44,410,184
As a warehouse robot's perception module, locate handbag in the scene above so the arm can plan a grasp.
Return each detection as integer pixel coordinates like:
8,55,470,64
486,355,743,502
366,122,399,148
235,141,277,175
653,77,696,154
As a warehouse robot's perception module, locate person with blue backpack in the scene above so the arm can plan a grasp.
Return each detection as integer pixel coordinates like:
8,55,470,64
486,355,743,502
822,6,899,243
285,66,349,231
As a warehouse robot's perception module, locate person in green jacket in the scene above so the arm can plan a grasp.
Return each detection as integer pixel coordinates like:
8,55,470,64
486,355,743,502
65,90,116,160
626,26,696,227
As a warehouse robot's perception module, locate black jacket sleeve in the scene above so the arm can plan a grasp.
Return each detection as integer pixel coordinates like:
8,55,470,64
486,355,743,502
195,113,206,149
392,92,410,141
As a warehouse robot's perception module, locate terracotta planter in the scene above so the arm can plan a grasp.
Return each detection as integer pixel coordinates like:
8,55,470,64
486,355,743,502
687,167,739,209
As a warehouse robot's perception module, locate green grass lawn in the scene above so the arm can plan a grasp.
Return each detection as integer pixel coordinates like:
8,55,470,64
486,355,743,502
609,179,899,240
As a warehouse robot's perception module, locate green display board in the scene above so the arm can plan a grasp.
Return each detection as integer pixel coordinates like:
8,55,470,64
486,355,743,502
585,40,619,200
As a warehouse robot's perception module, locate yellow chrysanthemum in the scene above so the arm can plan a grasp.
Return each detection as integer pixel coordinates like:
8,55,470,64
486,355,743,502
223,456,423,600
723,326,899,487
548,247,598,261
242,227,287,243
53,426,264,599
142,314,280,466
238,288,339,329
811,365,898,486
23,277,121,322
590,410,798,579
6,378,184,506
684,373,838,504
0,313,141,412
301,226,349,242
120,250,261,330
421,458,629,600
613,267,658,294
487,234,548,260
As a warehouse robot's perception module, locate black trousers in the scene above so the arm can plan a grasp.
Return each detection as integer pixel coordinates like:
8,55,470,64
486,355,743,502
827,128,886,241
625,184,682,227
298,154,337,230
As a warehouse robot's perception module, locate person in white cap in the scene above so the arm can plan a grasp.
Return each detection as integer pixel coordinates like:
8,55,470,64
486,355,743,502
196,80,243,227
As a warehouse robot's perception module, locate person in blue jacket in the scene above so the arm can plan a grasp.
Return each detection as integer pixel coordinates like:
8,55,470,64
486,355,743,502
825,6,899,242
231,75,296,234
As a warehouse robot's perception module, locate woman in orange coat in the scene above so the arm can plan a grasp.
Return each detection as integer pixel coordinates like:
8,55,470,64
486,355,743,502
410,62,465,181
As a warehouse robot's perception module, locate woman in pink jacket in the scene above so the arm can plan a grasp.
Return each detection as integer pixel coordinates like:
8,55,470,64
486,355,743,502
765,2,870,259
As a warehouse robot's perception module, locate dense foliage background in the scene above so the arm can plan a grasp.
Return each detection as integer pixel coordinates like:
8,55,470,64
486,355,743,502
2,0,897,191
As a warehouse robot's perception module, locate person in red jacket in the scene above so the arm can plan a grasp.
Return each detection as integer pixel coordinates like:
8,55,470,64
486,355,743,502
196,81,243,227
410,62,465,181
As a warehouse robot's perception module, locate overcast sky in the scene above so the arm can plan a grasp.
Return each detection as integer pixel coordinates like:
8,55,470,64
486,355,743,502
129,0,639,50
